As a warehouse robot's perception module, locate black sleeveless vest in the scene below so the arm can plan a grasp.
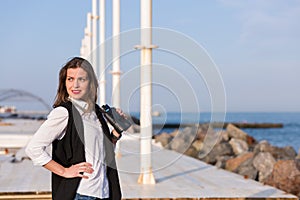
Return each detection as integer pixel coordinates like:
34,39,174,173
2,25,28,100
51,101,121,200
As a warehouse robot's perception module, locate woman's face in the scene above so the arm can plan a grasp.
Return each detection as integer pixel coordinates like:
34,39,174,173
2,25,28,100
65,67,89,100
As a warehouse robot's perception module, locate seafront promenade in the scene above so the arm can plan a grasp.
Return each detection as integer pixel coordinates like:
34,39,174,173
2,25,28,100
118,134,298,200
0,120,298,200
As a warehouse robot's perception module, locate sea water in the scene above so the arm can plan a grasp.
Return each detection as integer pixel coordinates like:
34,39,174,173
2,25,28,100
133,112,300,152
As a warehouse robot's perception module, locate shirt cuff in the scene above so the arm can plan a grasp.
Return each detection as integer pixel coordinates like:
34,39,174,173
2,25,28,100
25,146,52,166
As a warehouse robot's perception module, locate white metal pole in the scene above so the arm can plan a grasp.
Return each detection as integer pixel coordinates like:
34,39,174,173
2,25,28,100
112,0,121,108
80,38,86,58
138,0,155,184
112,0,121,157
85,12,92,62
83,28,89,59
92,0,99,73
99,0,106,106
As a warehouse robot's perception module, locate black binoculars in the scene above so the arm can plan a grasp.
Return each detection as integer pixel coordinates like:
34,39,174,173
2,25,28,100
101,104,132,134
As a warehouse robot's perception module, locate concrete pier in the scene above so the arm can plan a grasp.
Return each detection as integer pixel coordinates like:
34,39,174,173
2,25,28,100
0,134,298,199
117,134,297,200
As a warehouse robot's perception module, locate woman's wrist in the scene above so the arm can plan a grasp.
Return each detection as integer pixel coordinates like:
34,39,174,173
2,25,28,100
43,160,67,177
111,129,122,140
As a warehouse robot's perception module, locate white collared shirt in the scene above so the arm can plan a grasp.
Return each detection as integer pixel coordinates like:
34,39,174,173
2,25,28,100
25,98,110,198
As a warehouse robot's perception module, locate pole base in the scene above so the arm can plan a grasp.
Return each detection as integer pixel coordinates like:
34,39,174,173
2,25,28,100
137,169,156,184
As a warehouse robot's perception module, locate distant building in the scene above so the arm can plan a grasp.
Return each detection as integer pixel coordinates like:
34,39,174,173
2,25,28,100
0,105,16,113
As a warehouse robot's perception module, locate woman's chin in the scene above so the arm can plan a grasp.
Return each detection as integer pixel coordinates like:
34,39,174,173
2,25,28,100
70,95,83,100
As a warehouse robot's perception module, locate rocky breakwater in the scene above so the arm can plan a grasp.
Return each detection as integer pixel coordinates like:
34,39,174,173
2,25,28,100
154,123,300,198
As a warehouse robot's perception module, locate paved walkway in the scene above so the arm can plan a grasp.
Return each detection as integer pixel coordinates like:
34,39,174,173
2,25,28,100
117,134,298,199
0,133,298,199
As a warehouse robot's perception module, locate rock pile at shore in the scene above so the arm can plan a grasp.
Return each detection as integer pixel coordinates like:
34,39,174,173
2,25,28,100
154,123,300,198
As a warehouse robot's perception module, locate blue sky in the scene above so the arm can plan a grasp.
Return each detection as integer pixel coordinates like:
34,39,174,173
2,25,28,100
0,0,299,112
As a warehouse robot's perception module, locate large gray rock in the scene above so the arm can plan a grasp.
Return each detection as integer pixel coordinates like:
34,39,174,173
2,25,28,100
168,126,198,153
199,142,233,164
169,137,186,153
225,152,254,172
195,124,210,141
191,140,203,152
236,164,258,180
253,140,272,153
274,146,297,160
234,152,258,180
215,155,233,169
155,132,172,147
180,126,198,143
226,123,248,141
220,130,230,142
254,141,297,160
184,146,199,158
253,152,276,182
229,138,249,155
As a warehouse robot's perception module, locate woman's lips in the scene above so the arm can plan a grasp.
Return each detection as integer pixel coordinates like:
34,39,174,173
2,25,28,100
72,90,81,94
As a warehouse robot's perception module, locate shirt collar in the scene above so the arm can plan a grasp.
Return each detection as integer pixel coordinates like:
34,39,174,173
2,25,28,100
68,97,88,113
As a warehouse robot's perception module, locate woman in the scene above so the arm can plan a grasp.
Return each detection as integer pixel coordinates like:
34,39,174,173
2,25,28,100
25,57,122,200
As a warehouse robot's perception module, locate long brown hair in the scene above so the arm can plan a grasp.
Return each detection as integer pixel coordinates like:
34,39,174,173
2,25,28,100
53,57,98,111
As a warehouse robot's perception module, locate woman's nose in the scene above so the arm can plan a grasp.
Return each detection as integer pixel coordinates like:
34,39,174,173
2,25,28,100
73,79,79,88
